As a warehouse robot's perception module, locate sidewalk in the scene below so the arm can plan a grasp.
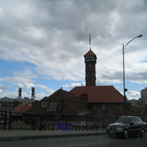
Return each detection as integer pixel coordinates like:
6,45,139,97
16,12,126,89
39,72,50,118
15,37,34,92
0,130,106,141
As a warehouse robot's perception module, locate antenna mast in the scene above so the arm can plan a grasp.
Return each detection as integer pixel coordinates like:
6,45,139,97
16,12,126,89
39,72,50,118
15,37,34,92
89,33,91,50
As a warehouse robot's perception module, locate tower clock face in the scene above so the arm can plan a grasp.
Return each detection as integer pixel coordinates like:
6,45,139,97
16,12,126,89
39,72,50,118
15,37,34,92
85,56,95,62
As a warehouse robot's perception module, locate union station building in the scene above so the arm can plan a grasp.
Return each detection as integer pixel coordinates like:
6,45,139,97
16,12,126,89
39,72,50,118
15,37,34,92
28,49,130,124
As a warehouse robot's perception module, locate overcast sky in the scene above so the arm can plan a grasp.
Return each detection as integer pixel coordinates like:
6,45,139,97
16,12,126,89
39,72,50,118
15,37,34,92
0,0,147,100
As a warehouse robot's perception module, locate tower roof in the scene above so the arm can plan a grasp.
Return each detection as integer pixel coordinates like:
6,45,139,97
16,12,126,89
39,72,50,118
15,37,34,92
84,49,96,56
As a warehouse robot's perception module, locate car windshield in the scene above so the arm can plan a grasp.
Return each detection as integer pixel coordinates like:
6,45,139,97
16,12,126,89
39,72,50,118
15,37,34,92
116,117,132,124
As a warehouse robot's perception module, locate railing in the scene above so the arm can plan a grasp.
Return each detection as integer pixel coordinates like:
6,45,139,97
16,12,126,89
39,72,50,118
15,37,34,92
2,111,145,131
0,111,12,130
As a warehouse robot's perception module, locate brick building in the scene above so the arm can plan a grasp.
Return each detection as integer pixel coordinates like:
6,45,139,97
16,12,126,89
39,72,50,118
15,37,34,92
141,87,147,114
70,86,128,123
70,49,130,123
27,88,90,121
27,49,130,124
0,97,35,112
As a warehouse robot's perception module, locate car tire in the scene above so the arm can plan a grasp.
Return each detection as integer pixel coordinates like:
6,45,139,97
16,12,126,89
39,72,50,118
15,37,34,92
140,129,145,138
124,130,129,140
108,133,113,137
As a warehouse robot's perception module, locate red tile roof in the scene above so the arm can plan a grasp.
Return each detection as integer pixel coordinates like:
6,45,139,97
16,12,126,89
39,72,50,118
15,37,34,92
13,105,32,115
63,99,90,116
42,89,82,102
70,86,124,103
84,49,96,56
27,102,47,114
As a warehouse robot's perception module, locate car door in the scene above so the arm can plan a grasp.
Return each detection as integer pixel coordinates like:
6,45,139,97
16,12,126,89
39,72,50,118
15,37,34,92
128,117,138,135
135,117,143,133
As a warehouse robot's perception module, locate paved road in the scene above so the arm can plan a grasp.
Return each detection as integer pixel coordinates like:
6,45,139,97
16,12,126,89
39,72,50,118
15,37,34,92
0,134,147,147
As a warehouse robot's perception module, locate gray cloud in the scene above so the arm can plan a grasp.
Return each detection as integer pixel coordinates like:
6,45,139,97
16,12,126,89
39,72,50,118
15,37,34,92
0,0,147,99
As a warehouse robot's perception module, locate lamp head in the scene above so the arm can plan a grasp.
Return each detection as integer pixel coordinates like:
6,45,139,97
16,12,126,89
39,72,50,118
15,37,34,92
138,34,143,38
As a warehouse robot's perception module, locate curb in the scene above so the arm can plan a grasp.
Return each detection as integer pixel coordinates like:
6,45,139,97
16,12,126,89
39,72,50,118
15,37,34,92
0,132,107,141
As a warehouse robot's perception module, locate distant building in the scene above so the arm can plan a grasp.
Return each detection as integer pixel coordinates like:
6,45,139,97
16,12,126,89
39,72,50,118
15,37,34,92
0,97,35,112
129,98,144,115
129,99,143,107
141,87,147,106
141,87,147,114
0,87,37,112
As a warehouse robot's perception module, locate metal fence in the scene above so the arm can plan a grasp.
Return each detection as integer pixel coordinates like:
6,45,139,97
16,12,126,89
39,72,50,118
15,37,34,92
1,111,146,131
0,112,104,130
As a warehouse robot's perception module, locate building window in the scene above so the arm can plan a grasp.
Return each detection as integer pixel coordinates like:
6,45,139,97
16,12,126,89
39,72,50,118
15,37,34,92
102,104,108,110
77,103,80,109
102,104,105,110
47,102,58,112
93,105,96,110
58,100,64,110
42,101,47,108
116,106,122,110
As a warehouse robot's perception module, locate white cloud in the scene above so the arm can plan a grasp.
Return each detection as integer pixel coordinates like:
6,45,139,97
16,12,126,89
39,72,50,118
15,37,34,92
35,84,54,96
0,84,54,100
63,82,85,90
0,91,18,99
36,92,47,100
0,7,2,14
127,90,140,100
0,89,3,93
0,84,7,90
0,69,53,99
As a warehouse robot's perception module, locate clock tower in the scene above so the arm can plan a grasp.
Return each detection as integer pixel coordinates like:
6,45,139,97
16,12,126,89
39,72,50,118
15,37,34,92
84,49,97,86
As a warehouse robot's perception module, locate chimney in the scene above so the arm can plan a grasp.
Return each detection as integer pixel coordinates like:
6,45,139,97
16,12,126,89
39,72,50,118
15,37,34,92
31,87,35,100
18,88,22,99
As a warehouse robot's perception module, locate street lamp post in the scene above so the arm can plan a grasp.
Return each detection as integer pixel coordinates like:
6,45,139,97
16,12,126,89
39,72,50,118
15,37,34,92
123,34,143,116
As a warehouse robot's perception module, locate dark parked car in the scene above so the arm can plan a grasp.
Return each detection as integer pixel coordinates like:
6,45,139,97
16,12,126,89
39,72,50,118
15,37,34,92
107,116,147,139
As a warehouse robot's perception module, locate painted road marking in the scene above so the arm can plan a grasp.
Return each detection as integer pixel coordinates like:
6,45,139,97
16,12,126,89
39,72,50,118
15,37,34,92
69,142,102,146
